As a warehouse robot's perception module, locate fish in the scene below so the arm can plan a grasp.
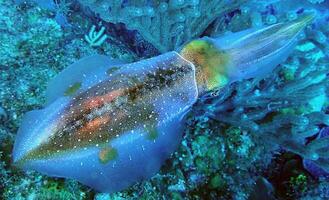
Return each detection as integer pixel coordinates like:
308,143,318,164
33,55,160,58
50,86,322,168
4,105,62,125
12,13,315,192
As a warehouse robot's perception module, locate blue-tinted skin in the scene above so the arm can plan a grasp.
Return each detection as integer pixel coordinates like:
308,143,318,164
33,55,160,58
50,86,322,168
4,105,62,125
13,14,315,192
16,97,191,191
13,52,198,192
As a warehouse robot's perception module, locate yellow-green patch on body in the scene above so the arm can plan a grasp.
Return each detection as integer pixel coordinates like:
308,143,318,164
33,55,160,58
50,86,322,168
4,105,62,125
180,39,230,91
106,66,120,75
64,82,82,96
99,147,118,164
145,126,158,140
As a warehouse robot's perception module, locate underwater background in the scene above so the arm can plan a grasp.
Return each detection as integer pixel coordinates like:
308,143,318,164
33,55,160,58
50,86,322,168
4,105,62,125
0,0,329,199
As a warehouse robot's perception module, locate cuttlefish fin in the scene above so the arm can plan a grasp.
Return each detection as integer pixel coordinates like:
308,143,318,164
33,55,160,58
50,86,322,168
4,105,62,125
45,55,125,105
13,97,70,165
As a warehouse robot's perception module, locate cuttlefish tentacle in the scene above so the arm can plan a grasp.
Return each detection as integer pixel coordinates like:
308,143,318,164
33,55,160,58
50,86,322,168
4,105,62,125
13,13,315,192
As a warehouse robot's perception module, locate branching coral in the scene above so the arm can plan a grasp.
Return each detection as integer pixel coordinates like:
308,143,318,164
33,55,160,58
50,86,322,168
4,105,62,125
84,25,108,47
77,0,247,52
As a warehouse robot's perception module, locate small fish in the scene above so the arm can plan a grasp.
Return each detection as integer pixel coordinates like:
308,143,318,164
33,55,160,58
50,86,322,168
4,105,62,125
13,13,315,192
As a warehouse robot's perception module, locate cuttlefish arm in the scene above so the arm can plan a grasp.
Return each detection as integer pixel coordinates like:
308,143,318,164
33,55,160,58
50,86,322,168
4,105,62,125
180,13,316,91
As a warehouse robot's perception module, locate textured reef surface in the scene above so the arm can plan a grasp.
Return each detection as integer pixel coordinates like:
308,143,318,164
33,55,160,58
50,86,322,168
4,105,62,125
0,0,329,199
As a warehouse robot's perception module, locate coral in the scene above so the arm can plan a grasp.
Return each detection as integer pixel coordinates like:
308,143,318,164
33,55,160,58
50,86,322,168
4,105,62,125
211,0,328,36
289,173,308,194
0,0,136,199
201,1,329,179
176,118,266,199
1,0,329,199
201,41,328,172
53,0,71,15
0,106,7,122
300,178,329,199
0,0,24,67
84,25,108,47
34,179,86,200
77,0,247,52
308,0,325,4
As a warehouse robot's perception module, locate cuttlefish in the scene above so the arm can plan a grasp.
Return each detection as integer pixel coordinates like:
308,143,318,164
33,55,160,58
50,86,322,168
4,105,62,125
13,14,315,192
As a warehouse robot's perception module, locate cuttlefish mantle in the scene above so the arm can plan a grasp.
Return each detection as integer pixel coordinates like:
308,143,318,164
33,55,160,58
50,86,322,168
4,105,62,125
13,13,315,192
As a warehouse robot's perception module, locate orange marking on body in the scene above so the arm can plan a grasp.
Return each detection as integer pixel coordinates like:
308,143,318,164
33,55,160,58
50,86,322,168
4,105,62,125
78,115,111,135
83,89,125,110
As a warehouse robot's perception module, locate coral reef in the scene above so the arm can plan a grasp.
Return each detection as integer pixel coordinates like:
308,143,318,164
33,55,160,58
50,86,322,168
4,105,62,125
0,0,328,199
77,0,247,52
0,0,134,199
